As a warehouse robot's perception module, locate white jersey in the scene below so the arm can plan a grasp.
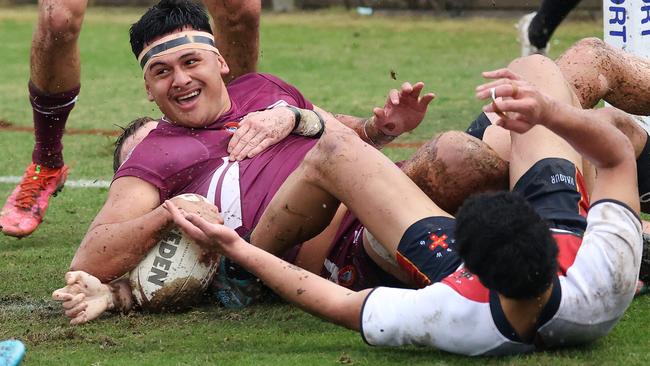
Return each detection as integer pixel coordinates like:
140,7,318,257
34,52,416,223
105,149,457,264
360,200,642,356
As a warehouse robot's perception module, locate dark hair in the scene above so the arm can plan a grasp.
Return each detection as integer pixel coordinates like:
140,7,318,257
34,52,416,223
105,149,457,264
113,116,155,172
129,0,212,58
455,191,558,299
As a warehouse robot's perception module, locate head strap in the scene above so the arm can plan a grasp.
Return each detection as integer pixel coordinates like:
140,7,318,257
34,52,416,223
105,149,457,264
138,30,220,73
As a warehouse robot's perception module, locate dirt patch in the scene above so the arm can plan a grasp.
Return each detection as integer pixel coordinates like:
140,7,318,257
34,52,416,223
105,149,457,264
143,277,205,313
24,326,83,346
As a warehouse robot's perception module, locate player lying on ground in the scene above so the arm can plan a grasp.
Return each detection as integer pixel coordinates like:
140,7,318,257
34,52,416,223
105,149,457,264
53,11,650,319
162,55,642,356
0,0,261,237
55,53,641,354
53,117,509,324
51,0,508,317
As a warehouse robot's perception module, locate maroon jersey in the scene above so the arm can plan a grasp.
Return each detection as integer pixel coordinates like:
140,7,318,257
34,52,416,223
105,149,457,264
114,73,317,234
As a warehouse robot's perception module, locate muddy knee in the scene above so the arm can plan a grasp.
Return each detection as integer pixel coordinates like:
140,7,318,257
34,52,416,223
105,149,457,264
210,0,260,33
301,128,360,179
557,38,611,108
401,131,509,214
38,0,87,43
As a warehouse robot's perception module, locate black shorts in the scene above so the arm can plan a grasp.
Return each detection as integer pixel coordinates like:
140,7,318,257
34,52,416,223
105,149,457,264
465,112,491,140
396,216,462,288
512,158,589,233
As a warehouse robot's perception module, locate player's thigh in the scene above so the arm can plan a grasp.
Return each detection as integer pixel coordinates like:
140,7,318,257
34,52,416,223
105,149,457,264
304,126,451,251
509,54,581,107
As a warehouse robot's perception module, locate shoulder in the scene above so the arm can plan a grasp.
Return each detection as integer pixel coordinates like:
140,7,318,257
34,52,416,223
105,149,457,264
227,73,312,112
114,125,214,186
228,72,286,87
441,267,490,303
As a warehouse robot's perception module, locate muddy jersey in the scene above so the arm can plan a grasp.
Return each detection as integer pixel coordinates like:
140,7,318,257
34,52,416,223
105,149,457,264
114,73,317,234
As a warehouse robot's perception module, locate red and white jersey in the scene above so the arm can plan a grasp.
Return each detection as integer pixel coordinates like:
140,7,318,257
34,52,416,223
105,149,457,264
360,200,642,356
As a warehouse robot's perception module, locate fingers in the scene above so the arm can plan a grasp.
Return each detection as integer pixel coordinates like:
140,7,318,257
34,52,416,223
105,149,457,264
60,292,85,310
64,271,85,286
493,117,534,134
228,124,257,161
232,131,268,161
70,313,89,326
184,214,241,249
484,97,533,116
52,288,73,302
482,99,536,134
183,214,219,236
388,89,400,105
244,139,274,159
53,288,89,322
163,200,211,243
476,79,525,99
400,82,414,97
399,81,435,107
227,122,250,155
481,68,521,81
476,81,530,99
64,299,88,317
373,107,386,121
419,92,436,107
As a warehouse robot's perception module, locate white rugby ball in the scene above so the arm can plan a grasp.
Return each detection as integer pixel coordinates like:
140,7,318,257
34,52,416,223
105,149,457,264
129,194,219,312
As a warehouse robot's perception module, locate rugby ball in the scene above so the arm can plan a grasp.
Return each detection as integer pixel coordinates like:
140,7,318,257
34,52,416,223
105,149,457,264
129,194,220,312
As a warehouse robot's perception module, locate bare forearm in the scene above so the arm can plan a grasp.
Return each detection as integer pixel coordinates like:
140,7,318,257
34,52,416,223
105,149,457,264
545,104,635,169
71,206,171,282
227,239,369,330
333,113,395,148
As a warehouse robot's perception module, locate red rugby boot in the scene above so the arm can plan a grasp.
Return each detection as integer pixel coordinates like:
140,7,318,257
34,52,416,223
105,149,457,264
0,163,68,237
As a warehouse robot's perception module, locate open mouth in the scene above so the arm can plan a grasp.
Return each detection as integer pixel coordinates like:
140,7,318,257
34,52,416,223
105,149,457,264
176,89,201,106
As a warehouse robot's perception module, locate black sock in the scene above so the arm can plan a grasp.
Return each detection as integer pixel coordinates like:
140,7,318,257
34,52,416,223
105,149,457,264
224,231,257,280
223,257,257,281
636,133,650,213
528,0,582,49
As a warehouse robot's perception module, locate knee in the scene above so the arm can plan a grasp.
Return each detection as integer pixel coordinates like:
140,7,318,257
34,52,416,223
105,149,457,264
507,54,553,74
403,131,509,214
303,127,360,177
566,37,605,57
38,0,87,41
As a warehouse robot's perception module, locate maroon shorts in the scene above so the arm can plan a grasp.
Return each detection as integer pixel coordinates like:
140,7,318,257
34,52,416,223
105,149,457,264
319,211,403,291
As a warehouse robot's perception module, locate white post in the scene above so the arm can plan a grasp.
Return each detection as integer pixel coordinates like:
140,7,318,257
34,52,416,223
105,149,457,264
603,0,650,126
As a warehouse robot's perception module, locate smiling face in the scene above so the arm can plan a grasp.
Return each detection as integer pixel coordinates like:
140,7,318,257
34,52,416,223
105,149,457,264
143,42,231,128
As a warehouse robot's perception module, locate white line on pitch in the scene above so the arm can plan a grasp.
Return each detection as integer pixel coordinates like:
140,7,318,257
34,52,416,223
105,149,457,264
0,176,110,188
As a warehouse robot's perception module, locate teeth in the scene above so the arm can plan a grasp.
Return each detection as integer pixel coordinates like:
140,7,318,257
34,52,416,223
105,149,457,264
178,90,199,101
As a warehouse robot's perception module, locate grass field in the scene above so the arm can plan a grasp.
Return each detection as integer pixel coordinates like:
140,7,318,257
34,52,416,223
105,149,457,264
1,6,650,365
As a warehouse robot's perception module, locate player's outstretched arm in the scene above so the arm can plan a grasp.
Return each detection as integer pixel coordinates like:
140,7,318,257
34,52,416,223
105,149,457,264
72,178,222,283
52,272,133,325
164,200,370,330
71,177,170,282
333,81,435,148
476,68,639,211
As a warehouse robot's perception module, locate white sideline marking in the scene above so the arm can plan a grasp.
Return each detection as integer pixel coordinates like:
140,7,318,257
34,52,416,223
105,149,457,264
0,176,110,188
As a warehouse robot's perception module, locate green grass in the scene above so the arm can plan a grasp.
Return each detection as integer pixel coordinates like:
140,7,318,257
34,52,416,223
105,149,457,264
2,6,649,365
